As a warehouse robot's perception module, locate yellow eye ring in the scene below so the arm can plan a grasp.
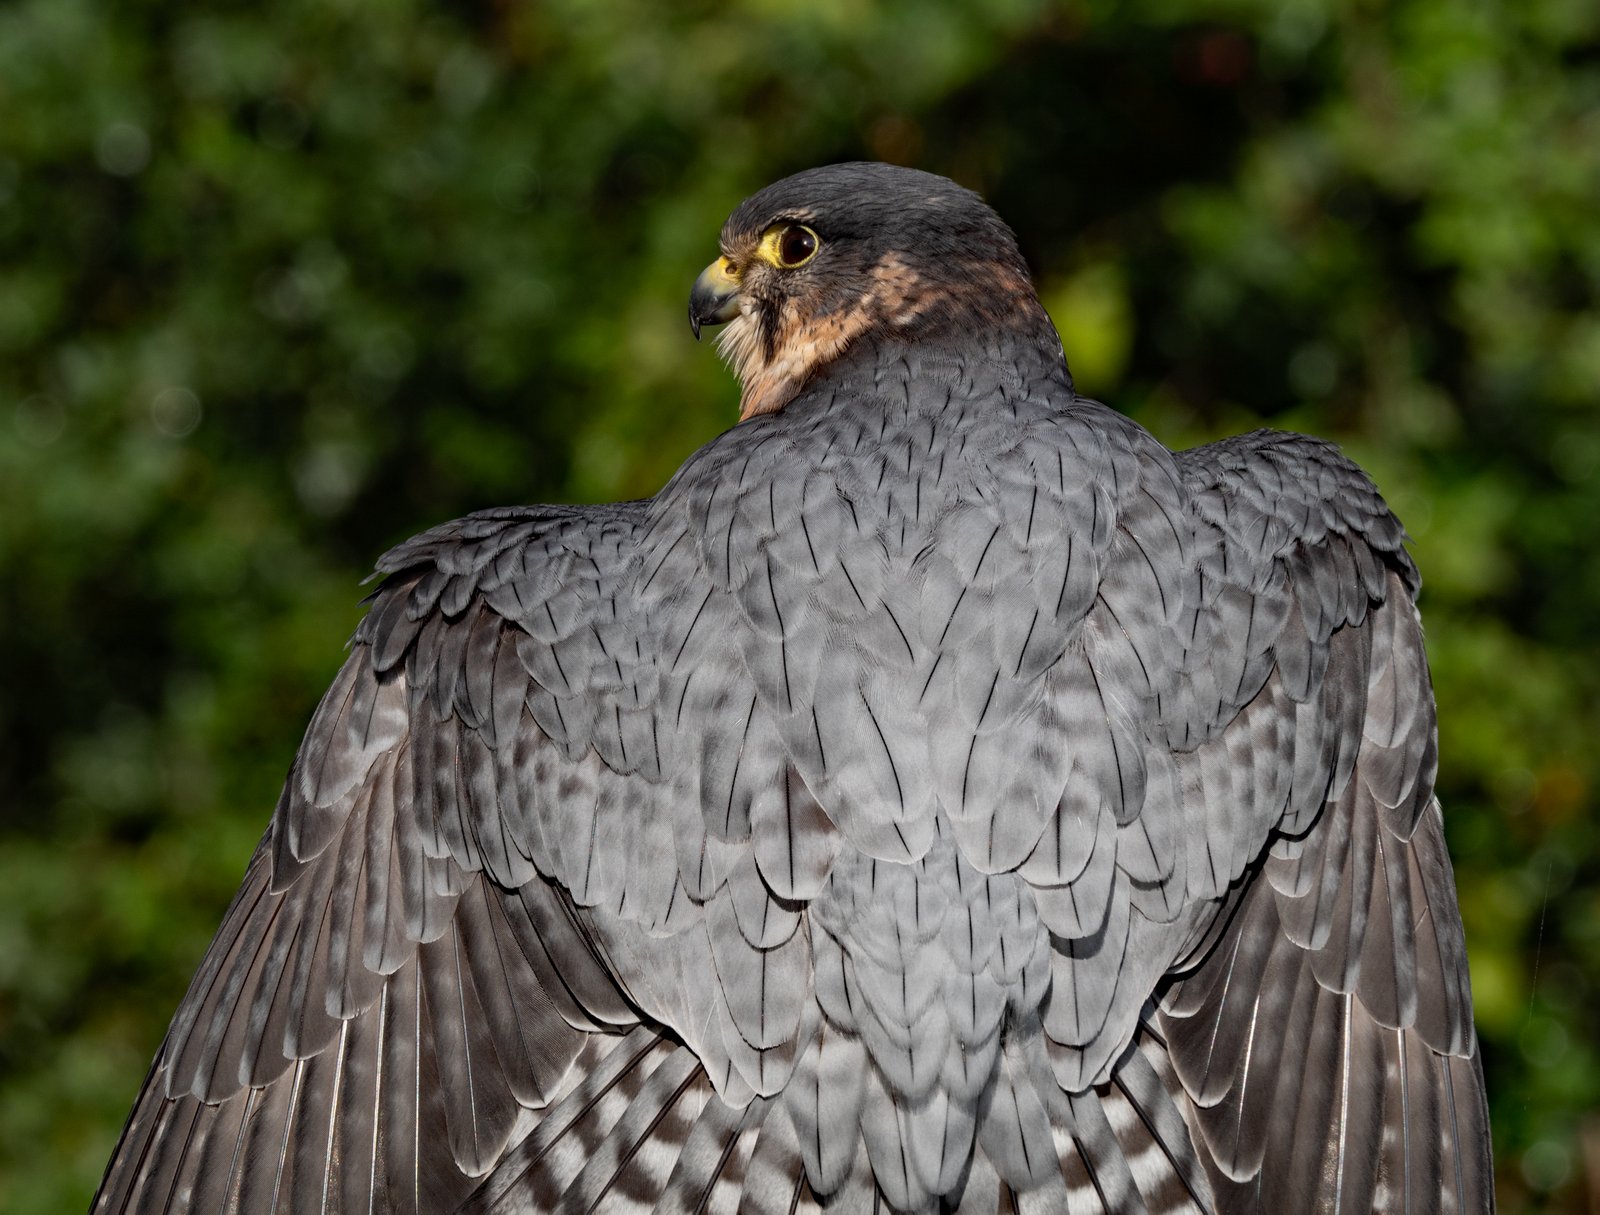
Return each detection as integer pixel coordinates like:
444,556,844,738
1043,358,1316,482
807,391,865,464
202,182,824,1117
760,223,821,269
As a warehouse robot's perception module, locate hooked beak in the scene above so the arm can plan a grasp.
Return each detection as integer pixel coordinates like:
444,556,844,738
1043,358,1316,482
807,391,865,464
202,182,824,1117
689,257,742,340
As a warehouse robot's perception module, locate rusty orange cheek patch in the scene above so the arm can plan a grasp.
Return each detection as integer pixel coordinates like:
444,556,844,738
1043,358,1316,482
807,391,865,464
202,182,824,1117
869,253,934,329
728,251,1042,420
736,253,934,420
739,302,876,419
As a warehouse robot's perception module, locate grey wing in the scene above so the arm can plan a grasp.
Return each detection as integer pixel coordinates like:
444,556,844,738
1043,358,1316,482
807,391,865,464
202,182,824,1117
1154,431,1492,1212
90,503,761,1214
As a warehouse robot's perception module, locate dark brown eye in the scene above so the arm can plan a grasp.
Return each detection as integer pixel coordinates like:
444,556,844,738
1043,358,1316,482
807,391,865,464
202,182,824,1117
776,224,819,267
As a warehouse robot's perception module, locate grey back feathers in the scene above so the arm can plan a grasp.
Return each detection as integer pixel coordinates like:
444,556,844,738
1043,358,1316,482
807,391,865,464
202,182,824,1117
95,175,1490,1214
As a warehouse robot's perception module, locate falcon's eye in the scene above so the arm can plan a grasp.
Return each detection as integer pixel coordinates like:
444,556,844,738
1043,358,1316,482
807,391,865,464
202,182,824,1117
777,225,818,266
764,223,820,269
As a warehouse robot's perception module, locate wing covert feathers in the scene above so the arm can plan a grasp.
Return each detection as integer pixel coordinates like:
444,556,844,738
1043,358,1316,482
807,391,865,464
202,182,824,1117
96,359,1488,1212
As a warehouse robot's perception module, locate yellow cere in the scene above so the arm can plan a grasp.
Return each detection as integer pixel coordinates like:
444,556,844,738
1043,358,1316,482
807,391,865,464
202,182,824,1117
706,256,741,288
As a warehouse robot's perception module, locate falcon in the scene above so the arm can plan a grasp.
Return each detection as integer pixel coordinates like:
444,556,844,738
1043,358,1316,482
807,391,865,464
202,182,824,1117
95,162,1492,1213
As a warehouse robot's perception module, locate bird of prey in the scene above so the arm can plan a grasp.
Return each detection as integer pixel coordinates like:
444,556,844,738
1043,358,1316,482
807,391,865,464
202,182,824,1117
95,162,1492,1214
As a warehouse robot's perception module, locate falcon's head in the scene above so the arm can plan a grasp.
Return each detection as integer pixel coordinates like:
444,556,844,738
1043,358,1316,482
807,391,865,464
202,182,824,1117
690,163,1059,420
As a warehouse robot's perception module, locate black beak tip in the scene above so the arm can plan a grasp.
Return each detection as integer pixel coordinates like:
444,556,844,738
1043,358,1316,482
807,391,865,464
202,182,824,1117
690,307,702,341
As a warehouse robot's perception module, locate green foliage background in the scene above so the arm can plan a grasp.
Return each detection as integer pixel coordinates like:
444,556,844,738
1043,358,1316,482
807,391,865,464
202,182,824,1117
2,0,1597,1209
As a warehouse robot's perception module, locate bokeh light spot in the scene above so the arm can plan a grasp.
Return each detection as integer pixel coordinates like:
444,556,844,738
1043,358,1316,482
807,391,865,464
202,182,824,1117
13,394,66,445
149,387,202,438
95,122,151,177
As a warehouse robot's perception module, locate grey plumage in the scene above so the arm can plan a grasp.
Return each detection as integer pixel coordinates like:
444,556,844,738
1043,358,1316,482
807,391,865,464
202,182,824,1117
95,163,1490,1213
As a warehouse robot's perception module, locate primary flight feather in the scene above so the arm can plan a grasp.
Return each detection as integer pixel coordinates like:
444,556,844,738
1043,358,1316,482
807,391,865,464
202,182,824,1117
96,162,1492,1214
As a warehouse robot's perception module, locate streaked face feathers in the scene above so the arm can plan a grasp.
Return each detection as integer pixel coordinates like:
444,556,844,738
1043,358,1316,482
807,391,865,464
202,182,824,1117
689,163,1056,419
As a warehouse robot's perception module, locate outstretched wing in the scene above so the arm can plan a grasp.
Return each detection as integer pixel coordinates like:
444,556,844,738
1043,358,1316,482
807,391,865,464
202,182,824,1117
1155,431,1491,1212
93,503,699,1214
94,477,864,1215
